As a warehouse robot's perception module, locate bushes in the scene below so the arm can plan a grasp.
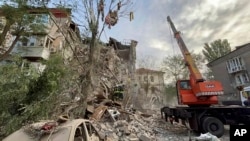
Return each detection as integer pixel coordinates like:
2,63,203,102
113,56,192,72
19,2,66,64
0,55,74,139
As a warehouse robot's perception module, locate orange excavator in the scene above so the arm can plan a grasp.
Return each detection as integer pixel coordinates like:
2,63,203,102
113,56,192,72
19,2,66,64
166,16,224,106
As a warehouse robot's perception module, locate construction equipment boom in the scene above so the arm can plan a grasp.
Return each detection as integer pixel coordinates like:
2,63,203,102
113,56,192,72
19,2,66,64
161,16,250,138
167,16,223,106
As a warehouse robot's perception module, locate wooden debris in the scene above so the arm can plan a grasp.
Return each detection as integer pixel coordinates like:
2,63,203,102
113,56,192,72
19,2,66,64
90,105,108,121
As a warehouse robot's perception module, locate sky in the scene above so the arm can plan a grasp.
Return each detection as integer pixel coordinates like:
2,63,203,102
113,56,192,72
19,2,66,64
1,0,250,70
101,0,250,69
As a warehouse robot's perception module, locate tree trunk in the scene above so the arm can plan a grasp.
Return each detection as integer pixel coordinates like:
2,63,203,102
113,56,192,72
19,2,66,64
0,21,12,46
0,28,24,61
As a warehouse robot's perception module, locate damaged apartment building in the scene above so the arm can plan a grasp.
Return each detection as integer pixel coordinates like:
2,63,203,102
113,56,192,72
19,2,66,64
0,6,139,109
135,68,165,110
0,8,81,72
88,37,138,109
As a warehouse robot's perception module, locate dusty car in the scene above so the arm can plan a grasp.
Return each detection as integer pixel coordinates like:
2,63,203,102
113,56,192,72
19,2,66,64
3,119,104,141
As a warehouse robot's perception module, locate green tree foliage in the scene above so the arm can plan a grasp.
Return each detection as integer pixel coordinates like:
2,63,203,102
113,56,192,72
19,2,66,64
0,0,48,61
202,39,231,62
164,84,177,105
0,55,74,139
161,52,205,84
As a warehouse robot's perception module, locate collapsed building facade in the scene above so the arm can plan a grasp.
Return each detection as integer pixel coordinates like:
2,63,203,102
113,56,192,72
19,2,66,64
0,6,139,113
135,68,165,110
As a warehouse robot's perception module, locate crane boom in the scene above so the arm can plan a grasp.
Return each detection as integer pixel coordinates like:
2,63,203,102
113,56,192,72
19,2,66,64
167,16,204,83
166,16,224,106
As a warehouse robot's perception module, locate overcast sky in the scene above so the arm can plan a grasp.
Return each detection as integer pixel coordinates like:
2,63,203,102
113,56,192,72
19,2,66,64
101,0,250,69
1,0,250,69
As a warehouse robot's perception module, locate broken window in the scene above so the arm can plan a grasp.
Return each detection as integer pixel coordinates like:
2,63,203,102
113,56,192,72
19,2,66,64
151,86,156,93
150,76,154,82
144,76,148,81
85,122,99,140
74,125,85,141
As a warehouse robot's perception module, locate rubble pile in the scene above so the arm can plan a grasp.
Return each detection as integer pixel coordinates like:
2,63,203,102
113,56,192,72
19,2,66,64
57,38,131,117
87,101,229,141
90,108,193,141
92,110,158,141
72,40,200,141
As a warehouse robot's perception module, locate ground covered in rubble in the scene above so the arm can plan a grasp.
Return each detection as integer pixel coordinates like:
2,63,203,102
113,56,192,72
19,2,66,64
93,110,230,141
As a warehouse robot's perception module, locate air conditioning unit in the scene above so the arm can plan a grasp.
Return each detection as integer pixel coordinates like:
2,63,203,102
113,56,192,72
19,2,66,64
50,47,57,53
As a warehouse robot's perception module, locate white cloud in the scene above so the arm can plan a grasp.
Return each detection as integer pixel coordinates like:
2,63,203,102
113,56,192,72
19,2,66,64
101,0,250,69
148,38,170,50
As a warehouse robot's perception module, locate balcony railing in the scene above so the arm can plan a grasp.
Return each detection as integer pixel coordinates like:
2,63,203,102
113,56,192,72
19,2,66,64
228,65,246,74
16,46,50,60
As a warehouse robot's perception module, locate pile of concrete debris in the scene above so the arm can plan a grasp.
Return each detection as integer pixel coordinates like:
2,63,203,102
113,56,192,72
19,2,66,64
91,105,158,141
58,37,137,118
83,87,182,141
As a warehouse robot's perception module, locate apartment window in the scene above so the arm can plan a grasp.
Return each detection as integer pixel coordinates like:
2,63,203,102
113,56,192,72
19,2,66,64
235,73,249,85
150,76,154,82
242,73,250,83
19,35,45,47
226,57,245,73
22,42,28,46
144,76,148,81
31,14,49,24
138,76,141,81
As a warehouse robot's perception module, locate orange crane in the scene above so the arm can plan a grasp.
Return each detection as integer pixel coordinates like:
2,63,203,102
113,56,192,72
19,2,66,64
162,16,250,138
167,16,224,106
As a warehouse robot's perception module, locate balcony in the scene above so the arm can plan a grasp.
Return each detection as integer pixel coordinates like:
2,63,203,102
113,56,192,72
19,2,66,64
228,65,246,74
16,46,50,60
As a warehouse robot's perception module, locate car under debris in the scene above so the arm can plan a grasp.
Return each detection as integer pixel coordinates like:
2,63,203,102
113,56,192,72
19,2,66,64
3,118,104,141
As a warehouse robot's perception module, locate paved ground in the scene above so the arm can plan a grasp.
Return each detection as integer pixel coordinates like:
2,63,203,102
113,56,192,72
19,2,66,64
154,118,230,141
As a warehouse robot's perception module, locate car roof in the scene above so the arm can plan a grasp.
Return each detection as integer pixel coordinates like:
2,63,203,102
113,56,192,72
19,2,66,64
3,119,90,141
